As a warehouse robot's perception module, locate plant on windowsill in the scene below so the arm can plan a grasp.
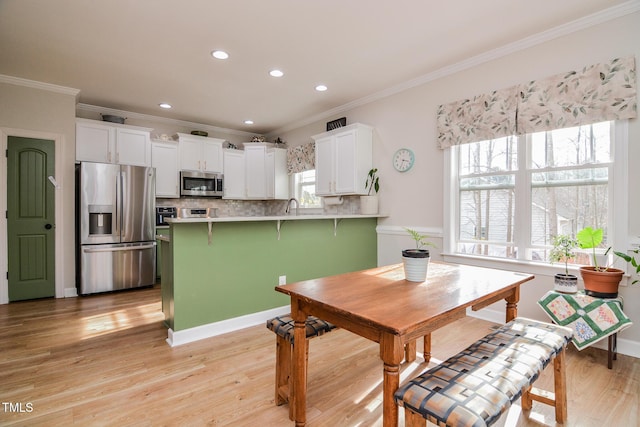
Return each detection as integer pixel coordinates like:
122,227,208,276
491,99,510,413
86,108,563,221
549,234,579,294
360,168,379,215
576,226,624,298
614,248,640,285
402,228,436,282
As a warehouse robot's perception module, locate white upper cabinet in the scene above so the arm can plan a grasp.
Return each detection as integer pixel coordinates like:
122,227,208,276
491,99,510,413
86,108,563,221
266,148,289,200
223,149,245,199
151,141,180,198
76,118,152,166
244,144,267,199
312,123,373,196
177,133,224,173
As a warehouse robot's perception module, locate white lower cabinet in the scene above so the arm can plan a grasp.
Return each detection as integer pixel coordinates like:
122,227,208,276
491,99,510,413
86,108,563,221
151,141,180,198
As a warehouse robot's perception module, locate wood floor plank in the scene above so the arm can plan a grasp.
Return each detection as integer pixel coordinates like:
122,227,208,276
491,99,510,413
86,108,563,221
0,285,638,426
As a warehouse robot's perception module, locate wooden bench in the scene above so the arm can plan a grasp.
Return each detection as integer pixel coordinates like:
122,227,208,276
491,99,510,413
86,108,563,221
266,314,337,420
394,318,573,427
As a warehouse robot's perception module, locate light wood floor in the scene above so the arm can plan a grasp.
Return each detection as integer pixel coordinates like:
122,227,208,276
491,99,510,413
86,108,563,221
0,285,638,426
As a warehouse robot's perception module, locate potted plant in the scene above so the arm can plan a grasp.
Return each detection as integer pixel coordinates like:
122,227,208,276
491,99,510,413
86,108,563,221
576,226,624,297
360,168,379,215
402,228,436,282
613,248,640,285
549,234,579,293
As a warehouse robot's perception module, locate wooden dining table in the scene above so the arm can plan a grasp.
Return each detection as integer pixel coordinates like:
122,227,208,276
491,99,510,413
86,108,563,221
275,261,535,426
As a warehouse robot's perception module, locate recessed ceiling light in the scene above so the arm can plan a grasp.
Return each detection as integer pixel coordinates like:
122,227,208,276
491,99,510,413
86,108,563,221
244,120,254,125
315,84,328,92
158,103,172,109
211,50,229,60
269,69,284,78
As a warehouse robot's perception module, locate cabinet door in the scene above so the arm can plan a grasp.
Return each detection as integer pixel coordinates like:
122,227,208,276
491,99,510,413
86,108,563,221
314,136,334,195
116,128,151,166
152,142,180,198
268,149,289,200
76,121,115,163
179,138,202,171
223,150,245,199
202,140,223,173
334,130,358,194
245,145,266,199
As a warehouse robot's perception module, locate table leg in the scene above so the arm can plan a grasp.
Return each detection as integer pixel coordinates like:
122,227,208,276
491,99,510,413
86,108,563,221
607,333,618,369
423,334,432,363
380,333,404,427
291,300,308,427
505,286,520,322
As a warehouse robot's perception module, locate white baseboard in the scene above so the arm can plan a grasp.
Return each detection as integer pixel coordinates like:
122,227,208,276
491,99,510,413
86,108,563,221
64,287,78,298
468,307,640,359
166,305,291,347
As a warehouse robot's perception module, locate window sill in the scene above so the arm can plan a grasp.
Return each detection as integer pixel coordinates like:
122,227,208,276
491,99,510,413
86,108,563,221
441,252,581,279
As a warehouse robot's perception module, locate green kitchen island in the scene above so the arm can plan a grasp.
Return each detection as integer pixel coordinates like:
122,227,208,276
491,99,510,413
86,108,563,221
160,214,381,346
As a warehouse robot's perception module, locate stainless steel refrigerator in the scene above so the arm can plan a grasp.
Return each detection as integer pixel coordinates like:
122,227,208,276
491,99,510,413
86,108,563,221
77,162,156,295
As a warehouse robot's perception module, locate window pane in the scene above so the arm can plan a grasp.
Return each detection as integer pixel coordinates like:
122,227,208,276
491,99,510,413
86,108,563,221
530,122,611,169
294,170,321,208
459,188,515,245
459,136,517,175
531,181,608,246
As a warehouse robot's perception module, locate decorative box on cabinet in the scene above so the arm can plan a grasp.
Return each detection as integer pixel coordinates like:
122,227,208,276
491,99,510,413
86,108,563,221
312,123,373,196
177,133,224,173
151,140,180,198
76,118,152,166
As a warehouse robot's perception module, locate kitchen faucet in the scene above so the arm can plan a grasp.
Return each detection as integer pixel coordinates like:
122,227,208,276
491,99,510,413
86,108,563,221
285,198,299,215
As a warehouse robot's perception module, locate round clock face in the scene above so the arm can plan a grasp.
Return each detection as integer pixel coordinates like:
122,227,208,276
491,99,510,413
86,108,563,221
393,148,415,172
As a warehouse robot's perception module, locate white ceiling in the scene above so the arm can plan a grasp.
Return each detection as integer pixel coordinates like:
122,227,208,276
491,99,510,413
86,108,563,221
0,0,634,135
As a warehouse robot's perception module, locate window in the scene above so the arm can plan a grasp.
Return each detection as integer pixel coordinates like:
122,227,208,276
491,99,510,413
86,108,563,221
448,121,627,264
292,170,321,208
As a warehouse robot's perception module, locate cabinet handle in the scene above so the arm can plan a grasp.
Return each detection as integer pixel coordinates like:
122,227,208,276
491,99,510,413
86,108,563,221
198,160,201,170
204,161,207,170
108,151,111,163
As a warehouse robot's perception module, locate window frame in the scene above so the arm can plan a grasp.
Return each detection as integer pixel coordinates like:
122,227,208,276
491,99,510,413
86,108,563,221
443,120,629,272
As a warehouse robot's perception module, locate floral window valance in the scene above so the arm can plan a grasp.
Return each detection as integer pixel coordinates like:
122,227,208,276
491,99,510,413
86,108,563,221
287,142,315,174
437,56,637,149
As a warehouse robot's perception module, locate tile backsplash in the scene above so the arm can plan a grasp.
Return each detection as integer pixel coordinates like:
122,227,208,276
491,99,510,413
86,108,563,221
156,196,362,217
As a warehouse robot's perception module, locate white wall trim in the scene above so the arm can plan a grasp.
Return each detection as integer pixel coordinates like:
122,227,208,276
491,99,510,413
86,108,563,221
376,225,443,238
0,128,66,303
166,305,290,347
76,103,256,138
271,1,640,135
0,74,80,97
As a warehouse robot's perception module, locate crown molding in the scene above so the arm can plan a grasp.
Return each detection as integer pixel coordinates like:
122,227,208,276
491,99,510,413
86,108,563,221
0,74,80,97
273,0,640,135
76,103,255,138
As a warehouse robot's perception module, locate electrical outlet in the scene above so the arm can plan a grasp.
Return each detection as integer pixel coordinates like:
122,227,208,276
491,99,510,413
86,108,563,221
278,275,287,286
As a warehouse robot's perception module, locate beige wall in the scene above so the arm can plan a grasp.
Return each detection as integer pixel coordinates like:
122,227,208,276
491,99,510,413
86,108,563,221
277,12,640,352
0,81,78,301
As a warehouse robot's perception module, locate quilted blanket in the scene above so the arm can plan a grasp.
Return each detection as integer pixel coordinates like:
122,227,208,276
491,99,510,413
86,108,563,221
538,290,632,350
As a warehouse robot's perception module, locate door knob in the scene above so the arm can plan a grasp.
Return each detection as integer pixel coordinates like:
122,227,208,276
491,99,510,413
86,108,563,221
44,223,53,230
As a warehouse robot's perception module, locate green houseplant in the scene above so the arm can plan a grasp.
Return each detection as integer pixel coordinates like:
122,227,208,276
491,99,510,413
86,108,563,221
576,227,624,297
360,168,379,215
614,248,640,285
402,228,436,282
549,234,579,293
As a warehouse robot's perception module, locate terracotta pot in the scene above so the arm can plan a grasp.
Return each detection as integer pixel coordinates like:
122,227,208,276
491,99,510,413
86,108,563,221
579,266,624,298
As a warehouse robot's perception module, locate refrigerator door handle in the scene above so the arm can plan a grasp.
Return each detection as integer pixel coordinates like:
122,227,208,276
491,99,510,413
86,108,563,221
82,243,157,253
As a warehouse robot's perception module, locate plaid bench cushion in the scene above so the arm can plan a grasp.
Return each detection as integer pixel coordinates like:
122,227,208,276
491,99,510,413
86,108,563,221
266,314,336,344
394,318,573,427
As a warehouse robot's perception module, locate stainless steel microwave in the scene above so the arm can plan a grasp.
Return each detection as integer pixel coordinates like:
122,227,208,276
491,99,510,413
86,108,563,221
180,171,223,197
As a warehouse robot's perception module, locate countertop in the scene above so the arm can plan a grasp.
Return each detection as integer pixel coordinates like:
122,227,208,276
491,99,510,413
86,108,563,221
164,213,387,223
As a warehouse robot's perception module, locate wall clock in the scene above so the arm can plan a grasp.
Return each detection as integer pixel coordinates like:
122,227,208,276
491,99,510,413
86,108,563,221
393,148,415,172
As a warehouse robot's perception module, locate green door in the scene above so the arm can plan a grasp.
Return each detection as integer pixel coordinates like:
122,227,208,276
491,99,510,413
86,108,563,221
7,137,56,301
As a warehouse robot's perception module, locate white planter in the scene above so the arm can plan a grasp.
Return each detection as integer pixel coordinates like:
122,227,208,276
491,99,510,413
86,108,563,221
554,274,578,294
402,249,430,282
360,195,379,215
